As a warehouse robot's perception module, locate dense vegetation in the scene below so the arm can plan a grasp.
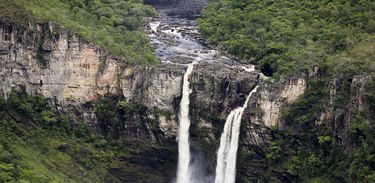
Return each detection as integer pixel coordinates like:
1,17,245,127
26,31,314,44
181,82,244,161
235,73,375,182
199,0,375,182
0,89,175,182
0,0,157,64
198,0,375,77
254,77,375,182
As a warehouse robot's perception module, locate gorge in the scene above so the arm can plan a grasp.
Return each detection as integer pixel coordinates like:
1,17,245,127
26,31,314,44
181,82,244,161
0,0,374,182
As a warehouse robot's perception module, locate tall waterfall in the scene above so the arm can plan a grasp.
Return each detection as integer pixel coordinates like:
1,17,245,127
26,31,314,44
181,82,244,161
176,64,194,183
214,85,259,183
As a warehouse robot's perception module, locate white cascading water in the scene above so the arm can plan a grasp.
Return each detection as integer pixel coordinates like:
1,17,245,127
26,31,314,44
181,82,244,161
176,63,195,183
148,15,260,183
214,85,259,183
149,21,161,33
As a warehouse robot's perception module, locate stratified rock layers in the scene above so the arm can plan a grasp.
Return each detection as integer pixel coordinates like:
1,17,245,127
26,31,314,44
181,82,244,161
0,20,309,181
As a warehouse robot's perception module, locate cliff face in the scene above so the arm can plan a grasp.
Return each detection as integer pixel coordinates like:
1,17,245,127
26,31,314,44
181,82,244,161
0,20,267,181
0,21,119,103
0,18,307,148
2,18,371,182
0,20,263,143
317,75,374,151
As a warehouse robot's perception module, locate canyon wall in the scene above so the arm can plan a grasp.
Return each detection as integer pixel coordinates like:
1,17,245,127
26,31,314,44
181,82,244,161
2,18,371,182
0,20,269,144
0,18,307,145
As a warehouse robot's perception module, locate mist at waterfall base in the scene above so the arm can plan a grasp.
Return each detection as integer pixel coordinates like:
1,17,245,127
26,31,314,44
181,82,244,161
174,149,214,183
189,146,215,183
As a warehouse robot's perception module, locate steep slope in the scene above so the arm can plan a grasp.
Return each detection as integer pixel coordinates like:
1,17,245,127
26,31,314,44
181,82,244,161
198,0,375,182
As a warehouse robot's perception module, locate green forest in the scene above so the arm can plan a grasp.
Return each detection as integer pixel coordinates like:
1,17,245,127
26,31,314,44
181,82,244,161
198,0,375,77
0,0,156,64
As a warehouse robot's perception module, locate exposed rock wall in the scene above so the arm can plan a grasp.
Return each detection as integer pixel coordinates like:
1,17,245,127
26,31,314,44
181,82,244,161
0,19,312,145
189,64,259,149
0,20,264,144
120,65,183,111
0,21,119,103
0,20,183,141
257,77,307,128
237,75,308,147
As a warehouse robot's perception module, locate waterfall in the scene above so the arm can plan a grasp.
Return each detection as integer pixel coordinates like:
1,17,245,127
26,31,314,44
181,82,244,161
176,63,194,183
214,85,259,183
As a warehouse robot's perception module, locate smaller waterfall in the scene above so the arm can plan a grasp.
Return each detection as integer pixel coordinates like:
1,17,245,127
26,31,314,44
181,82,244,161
176,63,195,183
214,85,259,183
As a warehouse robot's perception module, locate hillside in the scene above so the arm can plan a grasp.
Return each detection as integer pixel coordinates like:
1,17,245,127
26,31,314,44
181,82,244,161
0,0,156,64
198,0,375,182
198,0,375,77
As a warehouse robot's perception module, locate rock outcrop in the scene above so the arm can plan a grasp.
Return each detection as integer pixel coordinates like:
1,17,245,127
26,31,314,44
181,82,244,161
0,20,263,143
0,21,119,103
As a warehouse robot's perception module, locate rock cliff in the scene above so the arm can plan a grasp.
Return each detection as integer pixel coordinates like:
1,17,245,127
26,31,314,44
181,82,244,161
0,19,265,143
0,21,119,103
3,15,371,182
